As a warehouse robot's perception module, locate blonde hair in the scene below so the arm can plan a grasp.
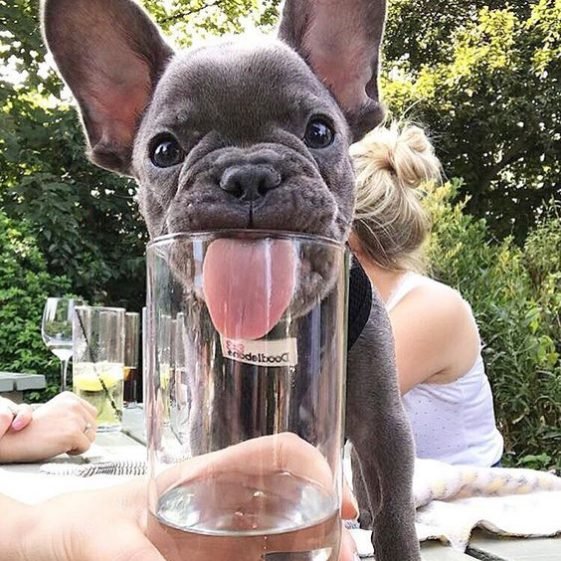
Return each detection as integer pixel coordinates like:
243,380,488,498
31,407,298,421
350,122,442,272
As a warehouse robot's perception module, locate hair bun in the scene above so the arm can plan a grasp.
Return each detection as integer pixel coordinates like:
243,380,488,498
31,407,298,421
350,121,440,272
351,122,441,190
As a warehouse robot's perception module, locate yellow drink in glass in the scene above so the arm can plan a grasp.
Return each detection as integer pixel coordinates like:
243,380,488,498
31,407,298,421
73,361,124,430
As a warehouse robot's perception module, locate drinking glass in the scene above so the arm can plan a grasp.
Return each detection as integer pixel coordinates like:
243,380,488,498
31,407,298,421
142,306,147,404
41,297,84,392
145,231,348,561
124,312,140,407
72,306,125,431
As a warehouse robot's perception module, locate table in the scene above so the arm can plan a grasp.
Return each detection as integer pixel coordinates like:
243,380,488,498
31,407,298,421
1,408,558,560
0,371,46,402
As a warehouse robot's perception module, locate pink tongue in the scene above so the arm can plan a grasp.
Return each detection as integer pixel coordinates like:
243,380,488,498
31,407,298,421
202,239,296,340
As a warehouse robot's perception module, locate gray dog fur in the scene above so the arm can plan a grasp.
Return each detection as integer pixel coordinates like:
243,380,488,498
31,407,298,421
41,1,420,559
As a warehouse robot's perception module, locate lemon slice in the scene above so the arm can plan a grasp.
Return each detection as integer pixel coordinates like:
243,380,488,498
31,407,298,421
74,371,121,392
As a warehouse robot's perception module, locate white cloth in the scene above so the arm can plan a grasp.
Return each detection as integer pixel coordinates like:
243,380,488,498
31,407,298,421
351,459,561,554
386,272,503,467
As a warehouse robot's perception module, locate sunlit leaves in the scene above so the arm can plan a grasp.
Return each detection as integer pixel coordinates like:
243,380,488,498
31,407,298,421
140,0,280,46
383,1,561,241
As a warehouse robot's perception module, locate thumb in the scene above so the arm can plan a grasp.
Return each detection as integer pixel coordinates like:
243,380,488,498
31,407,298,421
11,403,33,431
341,481,359,520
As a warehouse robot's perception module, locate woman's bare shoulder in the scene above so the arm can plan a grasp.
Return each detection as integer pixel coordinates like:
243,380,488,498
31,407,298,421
390,278,480,387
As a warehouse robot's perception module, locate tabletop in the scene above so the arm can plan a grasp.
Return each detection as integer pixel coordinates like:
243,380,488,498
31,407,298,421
1,407,559,561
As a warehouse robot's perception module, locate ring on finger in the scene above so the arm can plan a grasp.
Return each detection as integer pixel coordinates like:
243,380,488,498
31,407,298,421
83,422,94,433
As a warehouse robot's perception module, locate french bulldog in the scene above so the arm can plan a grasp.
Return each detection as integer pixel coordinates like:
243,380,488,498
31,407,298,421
41,1,420,559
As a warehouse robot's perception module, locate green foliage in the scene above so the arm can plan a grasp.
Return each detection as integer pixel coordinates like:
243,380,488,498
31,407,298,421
0,93,148,309
384,0,561,241
0,210,71,397
384,0,532,69
141,0,281,43
425,182,561,471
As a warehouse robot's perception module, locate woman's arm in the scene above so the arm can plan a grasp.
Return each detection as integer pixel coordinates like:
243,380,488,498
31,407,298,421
1,494,33,560
388,284,481,394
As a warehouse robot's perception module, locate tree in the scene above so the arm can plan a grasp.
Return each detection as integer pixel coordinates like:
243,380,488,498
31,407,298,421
383,0,561,241
384,0,533,69
0,209,70,393
142,0,281,42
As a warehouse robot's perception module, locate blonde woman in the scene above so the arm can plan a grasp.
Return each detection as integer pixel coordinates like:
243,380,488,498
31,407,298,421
349,123,503,467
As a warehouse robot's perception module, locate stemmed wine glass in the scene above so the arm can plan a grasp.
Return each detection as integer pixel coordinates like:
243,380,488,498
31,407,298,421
41,298,84,392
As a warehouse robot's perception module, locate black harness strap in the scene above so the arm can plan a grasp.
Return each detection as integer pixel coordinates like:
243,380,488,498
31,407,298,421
347,257,372,350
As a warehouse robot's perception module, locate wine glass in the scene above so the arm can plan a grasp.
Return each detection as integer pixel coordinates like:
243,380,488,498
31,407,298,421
41,298,84,392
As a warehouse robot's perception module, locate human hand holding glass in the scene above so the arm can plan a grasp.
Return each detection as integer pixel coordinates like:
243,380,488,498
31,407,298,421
3,434,358,561
41,298,84,391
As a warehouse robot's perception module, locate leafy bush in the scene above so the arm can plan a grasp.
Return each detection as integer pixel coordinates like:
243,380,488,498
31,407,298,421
425,182,561,471
0,211,73,400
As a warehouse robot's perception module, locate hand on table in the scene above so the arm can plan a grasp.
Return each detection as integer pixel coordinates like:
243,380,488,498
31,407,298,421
7,434,359,561
0,392,97,463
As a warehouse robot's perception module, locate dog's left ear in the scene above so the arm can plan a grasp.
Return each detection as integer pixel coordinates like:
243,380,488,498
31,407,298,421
279,0,386,141
41,0,174,174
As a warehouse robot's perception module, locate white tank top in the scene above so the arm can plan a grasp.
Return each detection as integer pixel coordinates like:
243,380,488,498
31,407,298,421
386,272,504,467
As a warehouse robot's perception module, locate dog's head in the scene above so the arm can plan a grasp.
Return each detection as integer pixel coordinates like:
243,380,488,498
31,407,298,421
42,0,386,338
42,0,386,244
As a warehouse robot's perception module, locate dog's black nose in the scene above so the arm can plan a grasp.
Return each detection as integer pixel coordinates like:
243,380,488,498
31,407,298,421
220,165,282,201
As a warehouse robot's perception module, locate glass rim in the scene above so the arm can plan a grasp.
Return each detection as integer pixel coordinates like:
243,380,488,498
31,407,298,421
147,229,346,251
74,305,126,313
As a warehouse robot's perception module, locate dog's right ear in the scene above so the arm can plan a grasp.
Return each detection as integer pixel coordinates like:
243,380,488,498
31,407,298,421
41,0,173,174
278,0,386,141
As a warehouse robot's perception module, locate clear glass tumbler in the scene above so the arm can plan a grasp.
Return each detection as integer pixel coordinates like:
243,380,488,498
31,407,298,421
145,231,348,561
72,305,125,431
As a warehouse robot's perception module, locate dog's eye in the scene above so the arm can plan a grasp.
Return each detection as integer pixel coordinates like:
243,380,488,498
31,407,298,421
304,118,335,149
150,135,185,168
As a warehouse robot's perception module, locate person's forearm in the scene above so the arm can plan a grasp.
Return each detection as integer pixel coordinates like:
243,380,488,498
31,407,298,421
0,494,35,560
